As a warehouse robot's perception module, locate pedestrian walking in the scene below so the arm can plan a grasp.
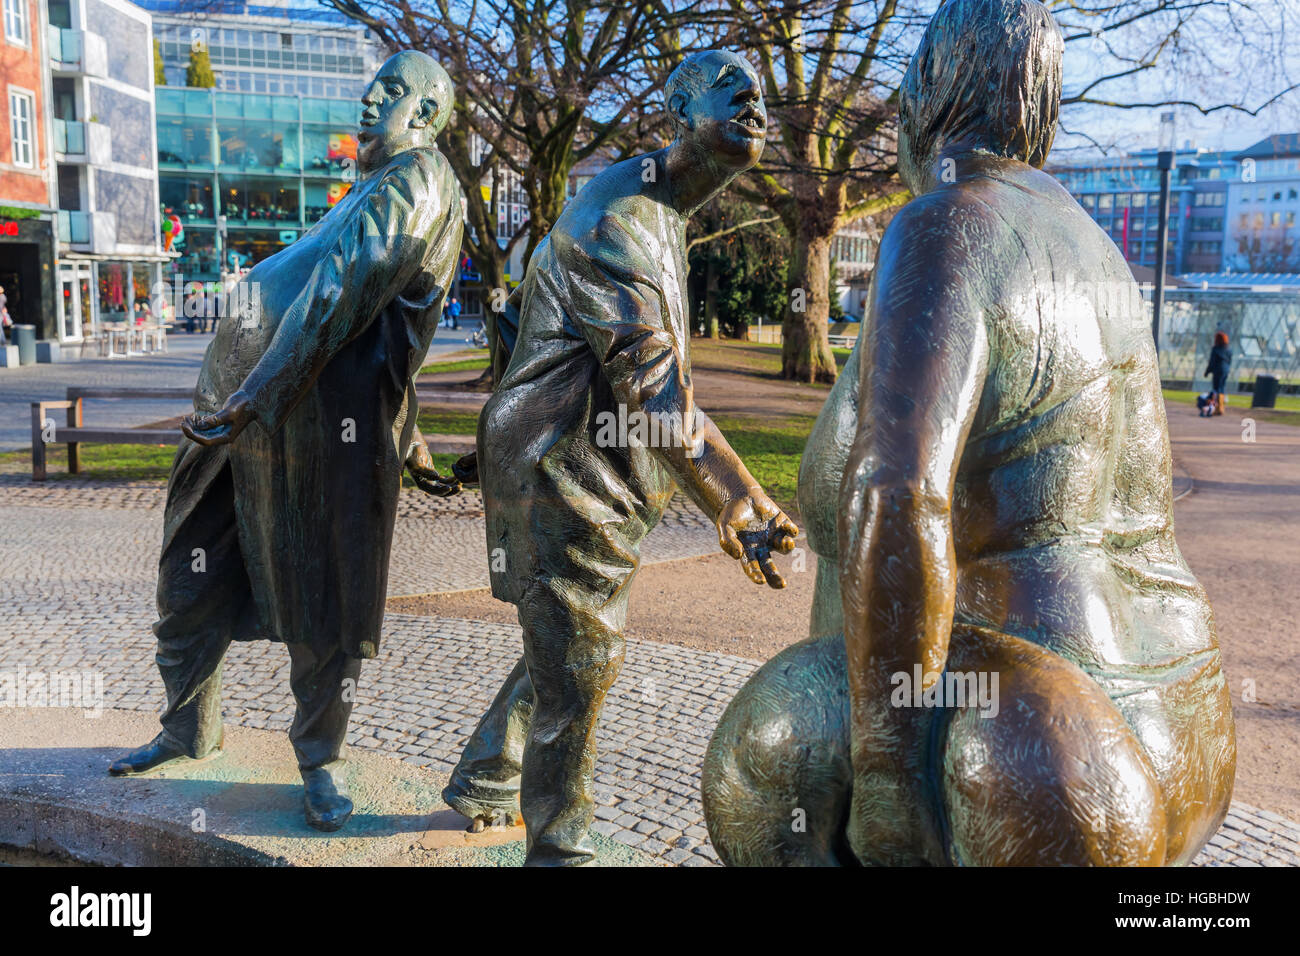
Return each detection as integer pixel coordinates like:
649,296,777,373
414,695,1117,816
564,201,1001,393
1206,330,1232,417
0,285,12,345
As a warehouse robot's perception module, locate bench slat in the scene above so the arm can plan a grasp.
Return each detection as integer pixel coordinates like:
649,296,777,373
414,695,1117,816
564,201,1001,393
66,387,194,401
54,428,181,444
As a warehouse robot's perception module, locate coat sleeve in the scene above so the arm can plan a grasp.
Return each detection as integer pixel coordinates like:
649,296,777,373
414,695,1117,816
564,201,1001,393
562,214,698,451
238,152,446,435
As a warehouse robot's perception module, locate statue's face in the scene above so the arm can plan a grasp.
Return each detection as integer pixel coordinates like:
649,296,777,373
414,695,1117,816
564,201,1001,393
358,54,433,169
675,53,767,172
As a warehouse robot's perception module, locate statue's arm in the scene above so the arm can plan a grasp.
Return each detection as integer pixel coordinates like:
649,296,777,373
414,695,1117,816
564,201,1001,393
566,222,797,580
239,154,447,435
836,196,995,859
839,198,996,679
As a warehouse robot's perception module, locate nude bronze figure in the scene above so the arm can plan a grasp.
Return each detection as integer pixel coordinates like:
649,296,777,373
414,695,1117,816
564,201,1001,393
702,0,1235,866
107,52,465,832
441,50,798,865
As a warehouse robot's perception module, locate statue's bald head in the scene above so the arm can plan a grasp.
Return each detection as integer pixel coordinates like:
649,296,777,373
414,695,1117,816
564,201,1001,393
358,50,454,172
386,51,453,137
898,0,1062,191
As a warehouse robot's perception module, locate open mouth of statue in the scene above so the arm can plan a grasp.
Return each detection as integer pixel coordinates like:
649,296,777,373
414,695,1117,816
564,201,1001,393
730,109,766,135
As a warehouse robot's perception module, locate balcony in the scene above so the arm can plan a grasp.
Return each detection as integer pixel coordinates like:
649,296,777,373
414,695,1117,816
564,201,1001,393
57,210,118,254
53,119,111,166
47,26,108,78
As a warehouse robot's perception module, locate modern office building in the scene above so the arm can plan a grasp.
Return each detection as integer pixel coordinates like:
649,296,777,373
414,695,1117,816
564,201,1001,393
144,1,384,281
1223,133,1300,274
141,0,383,99
1,0,167,344
1050,147,1235,276
156,86,370,278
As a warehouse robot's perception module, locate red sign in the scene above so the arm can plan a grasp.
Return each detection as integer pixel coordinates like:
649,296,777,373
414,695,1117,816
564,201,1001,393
0,222,20,236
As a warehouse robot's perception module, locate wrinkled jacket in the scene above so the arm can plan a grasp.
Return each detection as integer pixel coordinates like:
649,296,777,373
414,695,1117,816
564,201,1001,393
173,147,463,657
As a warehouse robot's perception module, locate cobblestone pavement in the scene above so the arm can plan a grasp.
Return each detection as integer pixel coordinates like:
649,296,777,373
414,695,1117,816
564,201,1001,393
0,483,719,599
1,477,1296,866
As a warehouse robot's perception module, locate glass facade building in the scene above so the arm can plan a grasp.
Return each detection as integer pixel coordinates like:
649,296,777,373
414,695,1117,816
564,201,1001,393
140,0,381,99
156,87,361,279
1049,149,1235,275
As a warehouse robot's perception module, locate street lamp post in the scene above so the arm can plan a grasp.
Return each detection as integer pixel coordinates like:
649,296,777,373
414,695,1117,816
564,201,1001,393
1151,112,1176,359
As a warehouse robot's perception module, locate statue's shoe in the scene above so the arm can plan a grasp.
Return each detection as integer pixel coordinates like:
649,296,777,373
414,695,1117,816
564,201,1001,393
441,776,523,832
108,732,223,776
302,764,353,832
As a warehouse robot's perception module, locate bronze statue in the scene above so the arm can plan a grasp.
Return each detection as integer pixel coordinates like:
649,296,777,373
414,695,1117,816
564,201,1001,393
442,50,798,865
108,52,466,832
703,0,1235,866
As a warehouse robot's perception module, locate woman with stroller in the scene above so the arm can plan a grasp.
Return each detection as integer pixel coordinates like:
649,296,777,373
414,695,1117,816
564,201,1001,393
1205,330,1232,416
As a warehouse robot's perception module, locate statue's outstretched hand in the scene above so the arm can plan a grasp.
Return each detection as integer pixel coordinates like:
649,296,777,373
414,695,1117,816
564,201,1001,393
451,451,478,485
406,439,462,497
716,491,798,588
181,391,254,446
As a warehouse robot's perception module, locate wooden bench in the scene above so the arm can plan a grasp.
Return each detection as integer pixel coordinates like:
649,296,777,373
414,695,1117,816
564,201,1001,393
30,385,478,480
30,386,192,481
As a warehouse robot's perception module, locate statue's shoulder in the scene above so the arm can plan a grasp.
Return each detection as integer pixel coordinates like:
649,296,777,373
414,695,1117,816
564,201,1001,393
553,159,665,270
377,147,457,195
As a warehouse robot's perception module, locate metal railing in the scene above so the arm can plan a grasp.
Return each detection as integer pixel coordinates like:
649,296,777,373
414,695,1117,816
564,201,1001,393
56,211,90,244
46,26,83,66
53,119,85,155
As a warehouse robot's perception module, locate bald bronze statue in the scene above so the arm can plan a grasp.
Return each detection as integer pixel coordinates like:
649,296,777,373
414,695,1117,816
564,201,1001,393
108,52,465,832
703,0,1235,866
441,50,798,865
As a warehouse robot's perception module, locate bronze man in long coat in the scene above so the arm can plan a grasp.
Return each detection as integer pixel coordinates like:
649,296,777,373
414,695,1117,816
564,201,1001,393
442,50,798,865
109,51,465,832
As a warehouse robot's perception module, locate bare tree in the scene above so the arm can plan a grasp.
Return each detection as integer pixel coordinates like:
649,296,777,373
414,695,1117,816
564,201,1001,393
718,0,1299,383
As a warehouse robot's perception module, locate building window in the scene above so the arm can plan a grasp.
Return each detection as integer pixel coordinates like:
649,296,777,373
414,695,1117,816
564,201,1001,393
3,0,28,46
8,87,34,167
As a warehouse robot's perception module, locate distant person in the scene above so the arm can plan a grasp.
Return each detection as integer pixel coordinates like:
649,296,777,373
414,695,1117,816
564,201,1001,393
448,295,461,330
0,285,11,345
1206,330,1232,416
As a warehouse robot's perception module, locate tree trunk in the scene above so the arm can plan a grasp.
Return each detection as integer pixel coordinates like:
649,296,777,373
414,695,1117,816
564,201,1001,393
479,258,510,390
781,231,837,383
704,255,719,338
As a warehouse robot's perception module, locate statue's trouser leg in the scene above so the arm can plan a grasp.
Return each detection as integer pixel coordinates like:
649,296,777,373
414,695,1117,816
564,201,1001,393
153,444,253,758
517,573,631,867
442,656,534,817
287,641,363,772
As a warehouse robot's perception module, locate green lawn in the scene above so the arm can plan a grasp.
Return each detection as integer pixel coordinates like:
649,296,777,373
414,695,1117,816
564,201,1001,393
418,356,490,376
0,443,178,481
710,413,816,512
415,408,481,435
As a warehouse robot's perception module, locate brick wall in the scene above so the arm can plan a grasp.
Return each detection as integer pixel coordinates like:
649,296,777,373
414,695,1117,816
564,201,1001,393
0,0,51,207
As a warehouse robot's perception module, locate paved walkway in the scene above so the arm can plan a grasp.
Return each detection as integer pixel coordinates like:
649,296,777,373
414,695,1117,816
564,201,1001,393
1,462,1297,865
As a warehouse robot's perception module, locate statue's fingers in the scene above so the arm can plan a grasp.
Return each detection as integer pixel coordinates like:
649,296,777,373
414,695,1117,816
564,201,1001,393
742,557,766,585
777,516,799,544
759,553,786,589
719,524,744,560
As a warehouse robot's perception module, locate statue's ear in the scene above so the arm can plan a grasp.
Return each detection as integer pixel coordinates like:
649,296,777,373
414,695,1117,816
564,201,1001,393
413,96,439,130
668,92,692,133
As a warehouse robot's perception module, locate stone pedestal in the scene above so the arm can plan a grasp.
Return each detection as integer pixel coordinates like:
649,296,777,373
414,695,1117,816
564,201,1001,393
35,340,62,363
0,708,656,867
0,345,18,367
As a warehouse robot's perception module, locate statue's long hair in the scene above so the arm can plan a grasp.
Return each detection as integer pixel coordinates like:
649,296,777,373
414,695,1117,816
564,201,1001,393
899,0,1063,181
